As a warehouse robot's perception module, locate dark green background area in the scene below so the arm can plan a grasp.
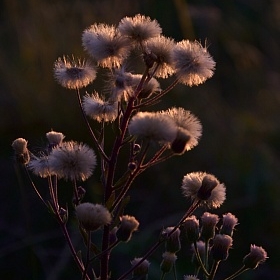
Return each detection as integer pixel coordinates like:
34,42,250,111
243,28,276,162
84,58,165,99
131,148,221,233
1,0,279,279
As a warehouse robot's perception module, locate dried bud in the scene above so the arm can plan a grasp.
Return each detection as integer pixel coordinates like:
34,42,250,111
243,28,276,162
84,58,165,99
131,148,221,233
131,257,150,277
116,215,139,242
243,245,268,269
128,162,137,171
183,216,200,243
160,252,177,273
161,227,181,253
11,138,30,165
220,213,238,237
200,212,219,241
211,234,233,261
46,131,65,149
133,143,141,154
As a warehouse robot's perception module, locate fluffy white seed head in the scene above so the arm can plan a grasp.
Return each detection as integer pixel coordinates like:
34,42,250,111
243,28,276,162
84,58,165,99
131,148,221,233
82,23,131,68
118,14,162,45
76,203,112,231
128,111,177,143
48,141,97,181
83,92,118,122
144,36,175,78
181,172,226,209
54,56,96,89
172,40,216,86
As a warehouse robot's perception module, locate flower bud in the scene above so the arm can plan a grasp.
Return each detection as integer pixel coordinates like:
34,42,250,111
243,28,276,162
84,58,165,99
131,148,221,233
128,162,137,171
243,244,268,269
12,138,30,165
46,131,65,149
160,252,177,273
183,216,200,243
131,257,150,277
200,212,219,241
161,227,181,253
116,215,139,242
76,203,111,232
211,234,232,261
220,212,238,237
133,143,141,154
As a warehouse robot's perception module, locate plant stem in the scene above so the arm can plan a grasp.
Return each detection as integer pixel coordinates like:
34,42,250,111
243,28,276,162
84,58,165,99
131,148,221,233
208,260,220,280
222,266,249,280
81,231,91,280
76,89,109,162
100,67,150,280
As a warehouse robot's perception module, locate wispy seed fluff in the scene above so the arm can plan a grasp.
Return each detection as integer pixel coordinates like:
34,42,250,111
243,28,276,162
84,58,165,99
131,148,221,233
28,155,51,178
144,36,175,78
82,23,131,68
76,202,112,232
83,92,118,122
48,141,97,181
181,172,226,209
128,111,177,143
163,107,202,153
172,40,216,86
118,14,162,45
54,56,96,89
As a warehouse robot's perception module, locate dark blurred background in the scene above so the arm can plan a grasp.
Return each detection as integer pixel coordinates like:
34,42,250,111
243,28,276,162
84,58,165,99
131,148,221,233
1,0,279,279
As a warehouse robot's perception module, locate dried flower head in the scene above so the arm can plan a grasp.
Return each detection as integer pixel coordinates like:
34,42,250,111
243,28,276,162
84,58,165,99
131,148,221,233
28,155,51,178
82,23,130,68
128,111,177,143
76,203,111,231
200,212,219,241
83,92,118,122
12,138,30,164
243,245,268,269
181,172,226,209
161,227,181,253
163,107,202,153
144,36,175,78
172,40,215,86
116,215,140,242
46,131,65,148
118,14,162,45
211,234,233,261
54,56,96,89
48,141,97,181
183,215,200,243
220,212,238,237
160,252,177,273
131,258,150,277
